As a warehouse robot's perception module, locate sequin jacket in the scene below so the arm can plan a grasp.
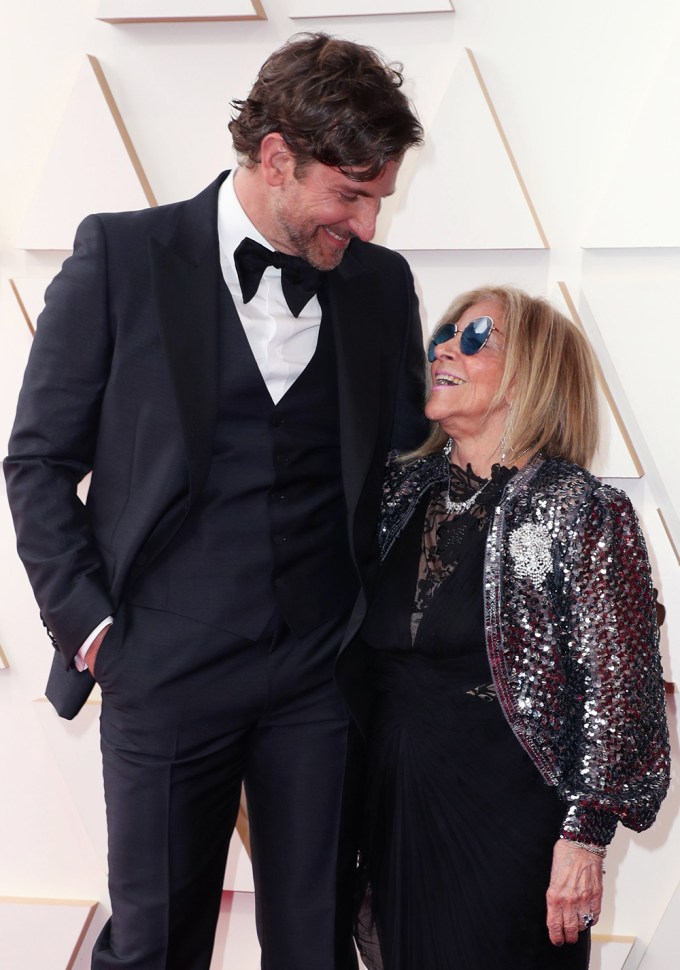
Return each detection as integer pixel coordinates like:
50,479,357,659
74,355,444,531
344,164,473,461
379,452,670,846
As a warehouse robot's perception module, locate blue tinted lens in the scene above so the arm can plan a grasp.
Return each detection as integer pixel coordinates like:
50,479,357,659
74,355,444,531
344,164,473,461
427,323,458,362
427,316,494,361
460,316,494,355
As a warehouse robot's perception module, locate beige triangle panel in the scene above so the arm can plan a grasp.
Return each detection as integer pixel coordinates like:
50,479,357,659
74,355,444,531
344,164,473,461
557,282,643,478
33,697,108,871
466,49,548,248
87,56,157,207
580,275,680,537
290,0,454,17
0,644,9,670
638,878,680,966
658,508,680,567
97,0,266,21
0,898,97,970
584,28,680,248
18,56,156,251
383,48,548,250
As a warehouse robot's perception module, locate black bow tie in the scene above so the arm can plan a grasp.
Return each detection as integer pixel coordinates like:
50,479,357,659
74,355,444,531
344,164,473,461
234,237,323,317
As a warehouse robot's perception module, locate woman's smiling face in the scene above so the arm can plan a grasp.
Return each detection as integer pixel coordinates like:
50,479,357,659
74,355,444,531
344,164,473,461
425,299,508,438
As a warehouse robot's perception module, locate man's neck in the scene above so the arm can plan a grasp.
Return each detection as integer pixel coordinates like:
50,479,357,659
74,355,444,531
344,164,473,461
232,165,277,251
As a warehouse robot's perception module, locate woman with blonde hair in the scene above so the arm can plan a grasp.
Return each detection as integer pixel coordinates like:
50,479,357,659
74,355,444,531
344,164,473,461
355,286,669,969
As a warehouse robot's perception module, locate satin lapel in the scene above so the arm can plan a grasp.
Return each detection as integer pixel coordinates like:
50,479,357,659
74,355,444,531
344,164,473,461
149,180,223,501
324,249,382,516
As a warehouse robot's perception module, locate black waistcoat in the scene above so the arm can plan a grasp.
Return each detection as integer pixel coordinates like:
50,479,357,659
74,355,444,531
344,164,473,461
130,282,358,640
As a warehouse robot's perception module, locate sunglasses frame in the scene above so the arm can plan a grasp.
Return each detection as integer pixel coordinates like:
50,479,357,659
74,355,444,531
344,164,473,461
427,315,497,362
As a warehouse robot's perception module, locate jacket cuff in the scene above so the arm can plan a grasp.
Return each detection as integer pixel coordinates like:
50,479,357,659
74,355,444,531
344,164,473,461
560,804,619,847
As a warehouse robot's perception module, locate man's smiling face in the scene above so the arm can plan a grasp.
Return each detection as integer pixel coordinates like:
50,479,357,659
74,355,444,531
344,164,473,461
268,158,401,271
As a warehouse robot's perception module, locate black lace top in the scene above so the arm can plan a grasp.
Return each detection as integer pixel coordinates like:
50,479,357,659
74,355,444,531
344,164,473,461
361,462,515,657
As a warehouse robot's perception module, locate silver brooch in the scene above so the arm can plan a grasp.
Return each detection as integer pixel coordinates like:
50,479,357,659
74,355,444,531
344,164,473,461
508,521,553,587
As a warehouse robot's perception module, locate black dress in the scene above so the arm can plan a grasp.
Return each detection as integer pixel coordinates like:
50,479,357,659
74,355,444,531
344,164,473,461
356,463,590,970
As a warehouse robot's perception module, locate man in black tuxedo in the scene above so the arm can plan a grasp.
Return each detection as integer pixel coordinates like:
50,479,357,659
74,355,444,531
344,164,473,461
4,32,425,970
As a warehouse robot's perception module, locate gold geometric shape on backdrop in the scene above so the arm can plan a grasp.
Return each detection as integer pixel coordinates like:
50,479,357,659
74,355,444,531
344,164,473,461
87,55,157,207
9,279,55,336
0,644,9,670
0,897,97,970
8,280,36,336
557,282,644,478
383,48,548,250
96,0,266,21
18,56,156,251
466,49,548,248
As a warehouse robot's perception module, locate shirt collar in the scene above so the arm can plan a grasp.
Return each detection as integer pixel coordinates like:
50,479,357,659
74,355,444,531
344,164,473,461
218,168,272,256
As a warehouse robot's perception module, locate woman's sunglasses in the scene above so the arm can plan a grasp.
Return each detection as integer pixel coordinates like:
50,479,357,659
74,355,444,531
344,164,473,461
427,315,498,362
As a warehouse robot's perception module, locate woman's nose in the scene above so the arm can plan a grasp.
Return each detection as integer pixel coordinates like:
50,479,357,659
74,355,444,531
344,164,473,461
435,338,459,359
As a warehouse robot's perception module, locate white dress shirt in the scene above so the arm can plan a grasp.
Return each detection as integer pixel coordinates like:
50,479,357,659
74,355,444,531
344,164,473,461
218,168,322,405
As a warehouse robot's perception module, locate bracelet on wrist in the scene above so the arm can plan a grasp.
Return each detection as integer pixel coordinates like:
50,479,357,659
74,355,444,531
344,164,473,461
561,837,607,859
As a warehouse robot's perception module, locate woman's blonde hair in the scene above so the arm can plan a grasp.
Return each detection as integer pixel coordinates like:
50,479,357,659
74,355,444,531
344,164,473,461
409,285,600,468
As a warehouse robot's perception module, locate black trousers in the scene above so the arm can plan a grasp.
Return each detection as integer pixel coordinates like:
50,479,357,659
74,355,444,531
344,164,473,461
91,603,362,970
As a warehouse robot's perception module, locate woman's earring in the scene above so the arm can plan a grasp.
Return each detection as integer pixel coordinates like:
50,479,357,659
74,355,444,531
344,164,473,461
444,437,453,458
499,404,514,464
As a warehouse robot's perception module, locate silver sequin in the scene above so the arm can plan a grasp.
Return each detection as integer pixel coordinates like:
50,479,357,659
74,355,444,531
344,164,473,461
379,451,670,847
508,521,553,587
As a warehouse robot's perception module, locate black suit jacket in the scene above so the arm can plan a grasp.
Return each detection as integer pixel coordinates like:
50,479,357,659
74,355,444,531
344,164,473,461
4,172,426,718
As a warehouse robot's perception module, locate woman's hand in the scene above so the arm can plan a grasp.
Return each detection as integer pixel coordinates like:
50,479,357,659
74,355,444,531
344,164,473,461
546,839,604,946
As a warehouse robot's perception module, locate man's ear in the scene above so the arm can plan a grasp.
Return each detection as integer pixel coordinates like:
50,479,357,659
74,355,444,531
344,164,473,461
260,133,294,186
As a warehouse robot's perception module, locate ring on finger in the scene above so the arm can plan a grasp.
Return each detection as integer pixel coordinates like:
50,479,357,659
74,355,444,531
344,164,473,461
578,912,595,929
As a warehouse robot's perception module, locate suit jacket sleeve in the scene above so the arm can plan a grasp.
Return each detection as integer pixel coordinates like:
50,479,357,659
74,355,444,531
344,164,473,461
388,257,428,453
4,214,116,665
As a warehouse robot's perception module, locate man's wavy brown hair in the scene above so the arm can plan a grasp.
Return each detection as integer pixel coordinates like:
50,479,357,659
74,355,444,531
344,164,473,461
228,32,424,180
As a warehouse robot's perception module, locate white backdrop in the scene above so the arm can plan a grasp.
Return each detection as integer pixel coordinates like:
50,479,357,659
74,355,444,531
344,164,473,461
1,2,679,968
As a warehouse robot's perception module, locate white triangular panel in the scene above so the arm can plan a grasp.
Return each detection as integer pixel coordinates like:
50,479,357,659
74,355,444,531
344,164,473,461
290,0,454,17
97,0,265,20
32,698,109,872
551,283,641,480
223,822,255,892
638,878,680,968
584,31,680,247
18,57,153,251
581,277,680,525
0,897,97,970
591,936,635,970
383,50,547,250
211,893,260,970
587,370,640,479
